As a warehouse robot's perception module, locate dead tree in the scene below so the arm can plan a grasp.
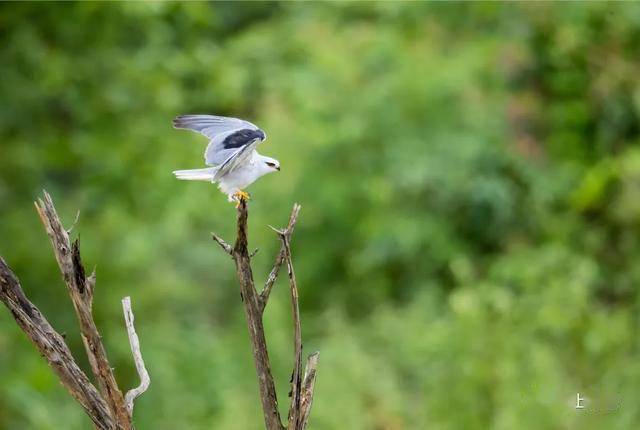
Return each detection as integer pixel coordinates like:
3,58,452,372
0,193,317,429
0,191,150,430
212,199,319,430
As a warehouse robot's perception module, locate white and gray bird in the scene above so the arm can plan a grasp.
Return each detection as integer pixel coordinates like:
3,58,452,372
172,114,280,203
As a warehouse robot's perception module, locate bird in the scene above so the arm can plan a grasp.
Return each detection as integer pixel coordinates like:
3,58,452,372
172,114,280,203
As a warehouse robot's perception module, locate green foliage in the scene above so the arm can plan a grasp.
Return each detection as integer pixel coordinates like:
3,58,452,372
2,2,640,429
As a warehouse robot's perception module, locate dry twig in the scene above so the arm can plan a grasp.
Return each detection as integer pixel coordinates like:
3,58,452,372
279,229,303,430
260,205,301,313
122,296,150,416
300,352,320,429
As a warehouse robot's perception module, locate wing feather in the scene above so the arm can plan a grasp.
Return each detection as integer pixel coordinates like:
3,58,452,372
173,114,261,139
173,114,266,166
213,138,261,181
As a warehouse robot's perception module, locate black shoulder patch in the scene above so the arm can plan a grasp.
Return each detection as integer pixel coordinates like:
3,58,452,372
222,129,265,149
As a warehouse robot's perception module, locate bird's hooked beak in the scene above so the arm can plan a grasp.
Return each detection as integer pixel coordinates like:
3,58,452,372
276,166,281,171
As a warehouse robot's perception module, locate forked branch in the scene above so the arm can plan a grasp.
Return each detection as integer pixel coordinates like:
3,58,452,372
1,191,150,429
0,257,114,430
212,199,318,430
35,193,130,425
260,204,301,313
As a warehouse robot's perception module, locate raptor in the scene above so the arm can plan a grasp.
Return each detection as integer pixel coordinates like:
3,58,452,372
172,114,279,203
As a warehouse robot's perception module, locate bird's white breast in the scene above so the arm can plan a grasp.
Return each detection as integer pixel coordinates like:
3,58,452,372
217,158,264,194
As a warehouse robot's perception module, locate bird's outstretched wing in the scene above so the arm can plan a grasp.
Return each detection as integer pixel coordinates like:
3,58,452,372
213,138,262,181
173,115,266,165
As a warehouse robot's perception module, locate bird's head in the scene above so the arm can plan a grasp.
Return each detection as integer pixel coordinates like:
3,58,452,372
261,156,280,173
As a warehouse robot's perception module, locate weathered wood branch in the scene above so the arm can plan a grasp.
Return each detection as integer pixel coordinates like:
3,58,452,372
232,199,285,430
277,228,303,430
260,205,301,313
1,191,150,429
211,233,233,255
35,192,131,427
0,257,114,430
122,296,150,416
212,199,317,430
299,352,319,429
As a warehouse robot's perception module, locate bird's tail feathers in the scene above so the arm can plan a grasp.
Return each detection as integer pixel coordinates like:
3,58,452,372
173,167,217,181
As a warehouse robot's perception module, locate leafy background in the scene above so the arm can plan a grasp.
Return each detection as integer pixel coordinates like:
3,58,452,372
2,2,640,429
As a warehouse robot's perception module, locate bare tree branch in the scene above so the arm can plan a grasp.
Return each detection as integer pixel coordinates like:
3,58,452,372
211,233,233,255
3,190,316,429
279,230,303,430
0,257,114,430
122,296,150,416
229,198,285,430
299,352,320,430
260,204,301,313
34,192,131,428
212,199,318,430
66,209,81,234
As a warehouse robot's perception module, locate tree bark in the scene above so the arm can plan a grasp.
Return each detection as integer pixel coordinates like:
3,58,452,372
212,198,318,430
0,257,114,430
231,200,285,430
0,191,150,429
35,194,131,428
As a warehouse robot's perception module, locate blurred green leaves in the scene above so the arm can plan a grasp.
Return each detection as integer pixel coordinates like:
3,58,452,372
2,2,640,429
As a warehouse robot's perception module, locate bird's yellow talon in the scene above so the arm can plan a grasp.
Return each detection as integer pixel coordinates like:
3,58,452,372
232,191,251,206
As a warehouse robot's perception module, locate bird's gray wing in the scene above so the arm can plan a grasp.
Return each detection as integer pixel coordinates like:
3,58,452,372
173,115,266,166
213,138,261,181
173,114,260,138
204,128,266,165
